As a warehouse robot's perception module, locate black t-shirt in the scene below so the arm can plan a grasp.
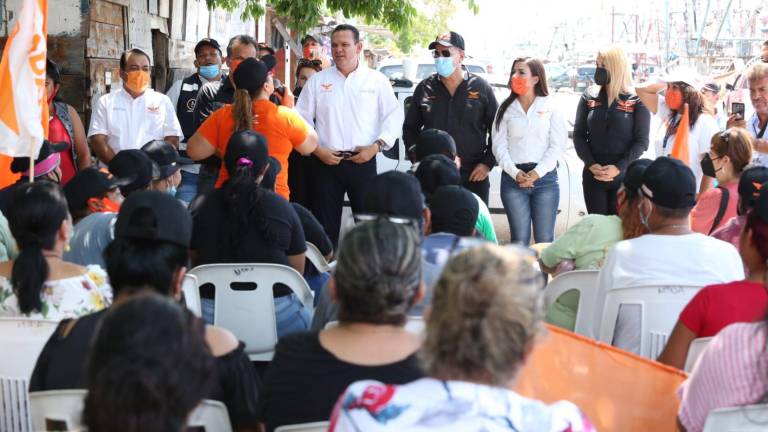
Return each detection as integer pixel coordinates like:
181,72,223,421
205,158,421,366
29,309,262,429
291,203,332,255
258,331,424,432
191,188,306,267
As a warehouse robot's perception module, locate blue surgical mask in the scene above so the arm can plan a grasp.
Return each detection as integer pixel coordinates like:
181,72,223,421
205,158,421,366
435,57,455,78
199,64,220,80
167,185,178,197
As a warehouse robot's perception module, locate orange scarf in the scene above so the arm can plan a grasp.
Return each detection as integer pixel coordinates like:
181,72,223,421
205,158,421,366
670,103,690,165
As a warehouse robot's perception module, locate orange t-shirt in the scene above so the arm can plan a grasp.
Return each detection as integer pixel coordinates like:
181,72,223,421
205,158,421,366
196,100,309,199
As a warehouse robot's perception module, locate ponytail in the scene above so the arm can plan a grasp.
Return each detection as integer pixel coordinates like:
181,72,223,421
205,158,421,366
223,165,271,259
7,182,68,314
232,88,255,132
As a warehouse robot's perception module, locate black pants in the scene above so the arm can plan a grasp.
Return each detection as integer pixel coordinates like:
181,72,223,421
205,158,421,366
309,156,377,246
583,178,619,215
288,150,311,208
460,165,490,205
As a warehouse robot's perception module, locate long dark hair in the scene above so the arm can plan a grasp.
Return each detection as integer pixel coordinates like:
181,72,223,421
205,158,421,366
495,57,549,130
666,82,705,131
104,238,188,299
231,87,260,133
7,182,69,314
83,294,214,432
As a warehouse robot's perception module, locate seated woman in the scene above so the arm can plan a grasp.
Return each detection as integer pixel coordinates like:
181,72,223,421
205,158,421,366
690,128,752,235
191,130,311,337
83,294,214,432
258,220,425,431
331,244,593,431
539,158,651,330
658,184,768,370
0,182,111,320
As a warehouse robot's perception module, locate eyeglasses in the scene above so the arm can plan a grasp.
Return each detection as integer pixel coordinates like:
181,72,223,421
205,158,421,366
353,213,420,230
432,50,452,59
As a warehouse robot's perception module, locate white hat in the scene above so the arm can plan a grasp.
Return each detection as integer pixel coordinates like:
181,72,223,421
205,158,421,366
663,66,703,90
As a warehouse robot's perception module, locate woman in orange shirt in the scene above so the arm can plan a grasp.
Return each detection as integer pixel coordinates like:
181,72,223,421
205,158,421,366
188,57,318,200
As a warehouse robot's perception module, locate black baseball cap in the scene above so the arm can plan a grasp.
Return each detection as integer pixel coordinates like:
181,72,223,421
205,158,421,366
10,140,68,174
64,167,131,214
428,31,465,51
363,171,425,220
622,158,653,192
429,185,478,236
114,191,192,248
108,150,160,197
141,140,191,179
194,38,221,56
301,35,319,46
232,57,275,92
224,130,270,177
738,166,768,208
639,157,697,209
414,154,461,203
412,129,457,161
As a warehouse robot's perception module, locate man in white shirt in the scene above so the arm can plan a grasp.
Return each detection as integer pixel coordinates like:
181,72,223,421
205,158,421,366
295,24,403,245
594,157,744,354
728,62,768,166
88,48,183,164
165,38,223,203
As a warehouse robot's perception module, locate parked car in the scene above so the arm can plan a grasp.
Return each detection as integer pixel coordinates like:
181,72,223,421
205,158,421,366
545,63,571,90
574,63,596,92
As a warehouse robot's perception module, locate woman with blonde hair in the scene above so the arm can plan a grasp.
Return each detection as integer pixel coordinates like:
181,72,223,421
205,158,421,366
330,244,593,431
573,45,651,215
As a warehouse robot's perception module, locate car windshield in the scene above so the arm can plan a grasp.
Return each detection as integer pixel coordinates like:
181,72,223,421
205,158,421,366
577,66,595,76
380,65,405,80
546,64,567,77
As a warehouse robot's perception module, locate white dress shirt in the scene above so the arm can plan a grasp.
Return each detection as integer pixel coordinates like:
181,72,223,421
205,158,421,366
747,112,768,166
295,63,403,151
491,96,567,178
88,87,182,154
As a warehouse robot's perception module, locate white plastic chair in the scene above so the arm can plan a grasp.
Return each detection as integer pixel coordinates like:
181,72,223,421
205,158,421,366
542,270,600,338
188,399,233,432
188,263,314,361
684,337,713,373
597,285,701,359
0,318,59,379
305,242,332,274
0,377,32,432
182,273,202,317
275,421,330,432
703,404,768,432
29,389,85,431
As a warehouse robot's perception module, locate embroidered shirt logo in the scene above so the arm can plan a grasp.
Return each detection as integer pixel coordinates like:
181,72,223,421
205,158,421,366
587,99,602,109
147,105,160,114
468,91,480,100
320,83,333,92
616,99,637,113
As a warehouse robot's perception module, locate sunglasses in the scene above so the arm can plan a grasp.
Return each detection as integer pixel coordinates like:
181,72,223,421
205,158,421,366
432,50,452,59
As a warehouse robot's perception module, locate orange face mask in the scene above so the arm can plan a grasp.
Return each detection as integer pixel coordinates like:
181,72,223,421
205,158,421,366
87,196,121,214
125,70,150,94
511,77,529,96
230,59,243,75
665,89,684,110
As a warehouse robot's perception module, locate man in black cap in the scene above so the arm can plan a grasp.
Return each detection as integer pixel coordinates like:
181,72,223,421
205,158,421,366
426,185,479,239
0,140,67,213
594,157,744,354
409,128,458,167
166,38,223,203
712,165,768,248
142,140,186,197
64,167,130,224
403,31,498,204
301,34,330,69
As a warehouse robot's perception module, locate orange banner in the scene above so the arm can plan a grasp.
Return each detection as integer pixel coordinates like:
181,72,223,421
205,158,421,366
515,325,687,431
0,155,20,188
670,103,690,165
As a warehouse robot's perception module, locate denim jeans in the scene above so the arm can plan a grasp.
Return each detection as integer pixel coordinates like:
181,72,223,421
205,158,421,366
201,293,312,339
175,170,198,204
500,170,559,245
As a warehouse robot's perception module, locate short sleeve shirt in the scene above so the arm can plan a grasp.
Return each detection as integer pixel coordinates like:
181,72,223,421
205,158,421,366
679,280,768,338
87,88,182,154
195,101,309,199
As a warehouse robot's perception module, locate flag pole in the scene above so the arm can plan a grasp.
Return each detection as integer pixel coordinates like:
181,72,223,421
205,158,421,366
29,141,34,183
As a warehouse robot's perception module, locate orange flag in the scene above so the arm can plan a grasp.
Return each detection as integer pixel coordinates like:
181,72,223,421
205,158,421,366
515,325,687,431
0,0,49,176
670,103,690,165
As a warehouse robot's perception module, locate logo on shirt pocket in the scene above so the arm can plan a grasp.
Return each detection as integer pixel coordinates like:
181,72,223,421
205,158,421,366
321,83,333,92
468,91,480,100
587,99,602,109
147,105,161,114
617,99,637,113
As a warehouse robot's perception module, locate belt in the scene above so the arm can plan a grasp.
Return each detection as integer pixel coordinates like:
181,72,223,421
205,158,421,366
515,163,538,172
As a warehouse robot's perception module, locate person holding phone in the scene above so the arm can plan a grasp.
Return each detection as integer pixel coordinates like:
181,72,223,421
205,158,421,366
301,35,331,70
728,62,768,167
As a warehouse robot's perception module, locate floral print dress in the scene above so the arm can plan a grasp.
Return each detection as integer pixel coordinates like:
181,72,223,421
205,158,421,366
330,378,594,432
0,265,112,320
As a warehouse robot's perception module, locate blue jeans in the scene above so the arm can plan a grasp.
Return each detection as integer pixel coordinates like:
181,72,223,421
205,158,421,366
500,170,559,245
201,293,312,339
304,271,331,306
176,170,198,204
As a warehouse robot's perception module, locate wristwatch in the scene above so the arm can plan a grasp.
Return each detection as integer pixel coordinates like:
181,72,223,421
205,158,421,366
374,139,386,152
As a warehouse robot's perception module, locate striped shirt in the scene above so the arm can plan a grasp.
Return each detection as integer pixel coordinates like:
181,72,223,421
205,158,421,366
677,322,768,432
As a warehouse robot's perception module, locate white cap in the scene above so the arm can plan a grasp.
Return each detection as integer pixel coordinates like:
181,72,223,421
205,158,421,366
663,66,703,90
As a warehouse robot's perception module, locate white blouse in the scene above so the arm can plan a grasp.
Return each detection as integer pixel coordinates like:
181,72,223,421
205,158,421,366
492,95,568,179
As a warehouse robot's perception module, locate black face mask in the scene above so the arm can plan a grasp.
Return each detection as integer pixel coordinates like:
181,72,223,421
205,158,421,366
594,67,610,86
700,153,722,178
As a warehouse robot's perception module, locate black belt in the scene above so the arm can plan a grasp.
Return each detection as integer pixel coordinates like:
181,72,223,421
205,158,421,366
516,163,538,172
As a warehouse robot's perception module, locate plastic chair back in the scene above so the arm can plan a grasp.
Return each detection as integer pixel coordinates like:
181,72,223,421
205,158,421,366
188,263,314,361
703,404,768,432
684,337,713,373
188,399,233,432
305,242,331,273
0,377,31,432
275,421,330,432
597,285,701,359
29,389,85,431
542,270,600,338
0,318,58,379
182,273,202,317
